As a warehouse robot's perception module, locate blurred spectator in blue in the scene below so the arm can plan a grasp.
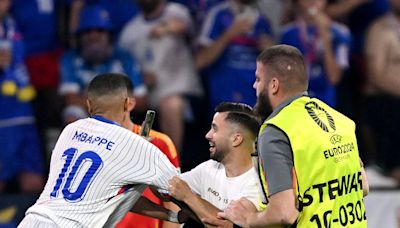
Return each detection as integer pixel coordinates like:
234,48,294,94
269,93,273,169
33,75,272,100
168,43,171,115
279,0,351,107
0,0,44,193
195,0,273,117
119,0,203,154
364,0,400,185
169,0,224,34
11,0,65,158
59,5,147,124
69,0,140,38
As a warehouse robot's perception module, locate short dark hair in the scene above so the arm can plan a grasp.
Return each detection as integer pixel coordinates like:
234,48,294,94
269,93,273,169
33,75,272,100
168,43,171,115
215,102,261,137
121,75,134,97
257,44,308,91
87,73,129,98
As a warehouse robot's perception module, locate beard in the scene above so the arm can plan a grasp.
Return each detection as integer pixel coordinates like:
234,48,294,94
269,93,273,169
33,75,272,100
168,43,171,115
210,148,227,163
254,89,273,121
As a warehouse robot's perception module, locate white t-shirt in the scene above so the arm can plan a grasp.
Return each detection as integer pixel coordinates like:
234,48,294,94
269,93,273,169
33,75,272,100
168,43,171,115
180,160,262,210
118,2,203,107
19,117,179,228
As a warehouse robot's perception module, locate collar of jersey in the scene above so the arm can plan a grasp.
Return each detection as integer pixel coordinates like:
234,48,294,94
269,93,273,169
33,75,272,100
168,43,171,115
92,115,120,126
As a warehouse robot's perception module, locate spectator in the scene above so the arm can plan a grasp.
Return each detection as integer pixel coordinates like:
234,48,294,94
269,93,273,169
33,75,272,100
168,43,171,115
168,102,262,227
59,5,147,124
279,0,351,107
0,0,44,193
169,0,224,35
119,0,203,154
11,0,65,159
195,0,273,116
364,0,400,186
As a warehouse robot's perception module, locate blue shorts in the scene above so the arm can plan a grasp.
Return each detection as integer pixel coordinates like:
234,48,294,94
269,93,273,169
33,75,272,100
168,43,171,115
0,124,44,181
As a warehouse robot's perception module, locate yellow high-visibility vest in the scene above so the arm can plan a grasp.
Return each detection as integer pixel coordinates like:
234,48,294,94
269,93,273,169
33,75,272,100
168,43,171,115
259,96,367,227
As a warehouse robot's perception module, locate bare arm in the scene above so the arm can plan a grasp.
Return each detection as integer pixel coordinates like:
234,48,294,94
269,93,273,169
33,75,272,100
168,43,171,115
168,176,235,227
315,13,343,85
69,0,85,34
195,17,253,70
365,22,400,96
162,201,181,228
130,196,187,224
217,189,298,227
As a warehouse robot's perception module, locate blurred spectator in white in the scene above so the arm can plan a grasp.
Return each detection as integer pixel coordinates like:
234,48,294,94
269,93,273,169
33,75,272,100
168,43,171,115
256,0,288,38
119,0,203,153
169,0,224,36
60,5,146,124
279,0,351,107
195,0,273,117
364,0,400,185
0,0,44,193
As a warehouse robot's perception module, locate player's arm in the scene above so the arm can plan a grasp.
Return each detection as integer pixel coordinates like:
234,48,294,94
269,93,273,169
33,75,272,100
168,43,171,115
130,196,188,224
168,176,234,227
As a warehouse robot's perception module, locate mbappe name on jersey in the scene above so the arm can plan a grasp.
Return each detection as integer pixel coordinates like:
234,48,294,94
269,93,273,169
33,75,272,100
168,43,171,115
72,130,115,151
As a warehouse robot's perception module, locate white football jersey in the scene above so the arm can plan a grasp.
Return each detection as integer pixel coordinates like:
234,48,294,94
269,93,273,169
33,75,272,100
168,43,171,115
19,116,179,227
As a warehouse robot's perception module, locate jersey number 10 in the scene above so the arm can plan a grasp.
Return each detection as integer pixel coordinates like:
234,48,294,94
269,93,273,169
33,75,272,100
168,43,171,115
50,148,103,202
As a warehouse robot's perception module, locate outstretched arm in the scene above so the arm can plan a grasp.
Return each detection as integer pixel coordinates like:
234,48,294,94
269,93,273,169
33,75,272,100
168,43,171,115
208,189,298,227
130,196,187,224
168,176,235,227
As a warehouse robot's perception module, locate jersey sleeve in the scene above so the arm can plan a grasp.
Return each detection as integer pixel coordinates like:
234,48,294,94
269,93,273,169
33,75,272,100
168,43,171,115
259,125,294,197
148,135,180,168
121,133,179,190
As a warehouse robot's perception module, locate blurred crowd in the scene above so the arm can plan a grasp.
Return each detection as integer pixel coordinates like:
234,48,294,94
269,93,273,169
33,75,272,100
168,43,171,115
1,0,399,195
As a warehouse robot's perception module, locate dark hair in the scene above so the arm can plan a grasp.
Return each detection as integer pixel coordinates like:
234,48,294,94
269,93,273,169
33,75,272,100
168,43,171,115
87,73,129,98
121,75,134,97
257,44,308,91
215,102,261,137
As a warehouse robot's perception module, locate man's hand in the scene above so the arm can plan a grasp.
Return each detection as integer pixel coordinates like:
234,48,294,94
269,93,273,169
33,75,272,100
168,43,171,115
226,17,253,38
168,176,193,202
217,197,257,227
